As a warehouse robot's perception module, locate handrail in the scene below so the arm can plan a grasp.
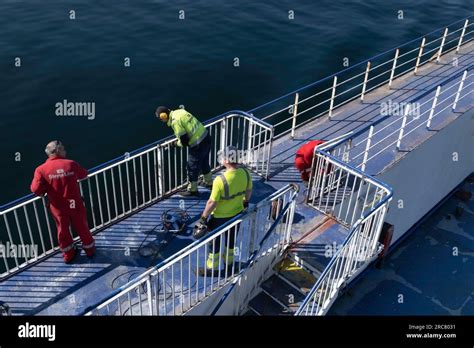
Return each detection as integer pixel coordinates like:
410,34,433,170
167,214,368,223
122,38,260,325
296,29,472,313
0,110,275,280
2,16,472,212
82,211,247,315
210,184,299,315
0,15,472,315
0,110,272,211
297,131,393,315
249,18,473,141
83,184,298,316
346,68,473,170
248,15,473,114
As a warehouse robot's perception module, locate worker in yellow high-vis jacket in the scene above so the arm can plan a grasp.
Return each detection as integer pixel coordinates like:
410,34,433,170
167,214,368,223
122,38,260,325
156,106,213,196
195,146,253,274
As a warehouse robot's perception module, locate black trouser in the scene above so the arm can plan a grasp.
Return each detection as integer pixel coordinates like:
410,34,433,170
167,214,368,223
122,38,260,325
208,215,241,254
187,133,211,182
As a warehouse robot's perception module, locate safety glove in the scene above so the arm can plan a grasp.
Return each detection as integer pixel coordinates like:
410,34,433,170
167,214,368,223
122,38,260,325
193,216,209,239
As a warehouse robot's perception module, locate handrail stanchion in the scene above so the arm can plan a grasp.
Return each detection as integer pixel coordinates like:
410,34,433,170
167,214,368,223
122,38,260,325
156,145,163,196
146,276,153,315
265,128,274,180
360,62,371,102
388,48,399,89
396,105,410,151
220,116,227,150
456,20,469,53
290,93,299,139
452,70,467,111
427,86,441,130
361,126,374,172
414,37,426,75
436,28,449,63
329,76,337,118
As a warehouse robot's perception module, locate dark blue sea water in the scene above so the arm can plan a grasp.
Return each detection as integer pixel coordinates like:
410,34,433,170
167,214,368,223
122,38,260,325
0,0,472,205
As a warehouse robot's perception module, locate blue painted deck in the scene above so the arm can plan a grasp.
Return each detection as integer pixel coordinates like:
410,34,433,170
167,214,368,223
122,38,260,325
328,175,474,315
0,41,472,315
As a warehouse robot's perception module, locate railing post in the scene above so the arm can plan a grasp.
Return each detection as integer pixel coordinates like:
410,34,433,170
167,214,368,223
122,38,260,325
456,20,469,53
329,76,337,118
427,86,441,130
220,116,227,150
284,198,297,247
360,62,371,102
388,48,399,89
361,126,374,172
396,105,410,151
414,37,426,75
247,119,254,166
436,28,449,63
248,210,257,257
156,145,163,196
265,128,274,180
291,93,299,139
452,70,467,111
370,205,388,255
146,276,153,315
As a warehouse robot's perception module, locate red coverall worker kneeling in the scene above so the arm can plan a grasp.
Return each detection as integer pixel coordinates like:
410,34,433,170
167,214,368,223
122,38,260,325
294,140,325,186
30,140,95,263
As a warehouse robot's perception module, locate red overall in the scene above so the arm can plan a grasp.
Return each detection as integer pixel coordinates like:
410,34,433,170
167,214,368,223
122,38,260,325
294,140,325,181
30,156,95,262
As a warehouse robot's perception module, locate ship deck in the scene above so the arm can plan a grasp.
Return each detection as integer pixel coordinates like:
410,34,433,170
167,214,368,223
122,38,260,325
0,40,472,315
329,174,474,315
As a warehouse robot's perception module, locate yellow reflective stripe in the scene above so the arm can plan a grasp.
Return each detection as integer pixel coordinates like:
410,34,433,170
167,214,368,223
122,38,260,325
218,168,250,201
219,174,230,199
243,168,251,190
189,128,208,147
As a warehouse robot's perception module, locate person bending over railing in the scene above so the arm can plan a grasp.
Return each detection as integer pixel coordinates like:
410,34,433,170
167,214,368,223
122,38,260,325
194,146,253,275
294,140,325,187
155,106,213,196
30,141,95,264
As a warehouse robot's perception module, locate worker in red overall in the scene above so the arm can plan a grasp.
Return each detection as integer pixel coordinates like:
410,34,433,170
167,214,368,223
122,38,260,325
30,141,95,263
294,140,325,186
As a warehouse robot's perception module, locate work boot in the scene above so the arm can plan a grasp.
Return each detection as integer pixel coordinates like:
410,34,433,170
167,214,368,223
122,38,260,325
206,252,220,270
198,252,220,276
200,172,213,189
179,181,199,197
63,246,78,264
84,245,96,258
222,247,235,265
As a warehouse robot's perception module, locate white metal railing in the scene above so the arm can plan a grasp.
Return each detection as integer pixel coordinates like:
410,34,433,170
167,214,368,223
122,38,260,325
248,17,473,140
296,199,390,315
84,184,298,316
306,143,392,228
296,139,393,316
294,20,472,313
336,69,473,172
0,16,471,312
0,111,273,280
